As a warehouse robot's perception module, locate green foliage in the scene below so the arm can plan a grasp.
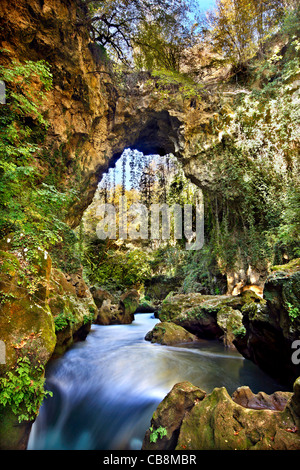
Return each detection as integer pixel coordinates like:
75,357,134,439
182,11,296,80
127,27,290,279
0,291,16,305
133,8,192,72
83,306,96,324
81,0,195,67
286,302,300,323
54,310,76,332
0,58,81,278
205,0,285,67
81,151,206,291
180,246,227,294
200,28,300,271
232,324,247,338
83,239,152,290
149,425,168,443
149,69,203,102
0,357,52,423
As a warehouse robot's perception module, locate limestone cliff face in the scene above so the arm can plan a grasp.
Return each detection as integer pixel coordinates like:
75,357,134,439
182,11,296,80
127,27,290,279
0,0,230,226
0,0,117,226
0,0,236,229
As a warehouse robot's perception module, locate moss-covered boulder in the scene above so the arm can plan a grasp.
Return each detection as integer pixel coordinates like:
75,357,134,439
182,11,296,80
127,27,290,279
264,260,300,334
119,289,140,322
145,322,199,345
217,306,246,348
143,378,300,450
159,293,225,338
49,268,97,357
90,286,112,309
176,386,300,450
159,291,261,341
142,382,206,450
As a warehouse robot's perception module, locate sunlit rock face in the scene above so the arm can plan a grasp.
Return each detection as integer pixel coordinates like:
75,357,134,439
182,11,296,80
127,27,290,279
1,1,297,293
0,0,227,228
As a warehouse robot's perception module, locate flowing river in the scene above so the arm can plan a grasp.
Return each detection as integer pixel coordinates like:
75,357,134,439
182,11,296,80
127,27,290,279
28,313,283,450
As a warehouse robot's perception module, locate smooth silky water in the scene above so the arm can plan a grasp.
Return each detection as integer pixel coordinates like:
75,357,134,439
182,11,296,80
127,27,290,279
28,313,284,450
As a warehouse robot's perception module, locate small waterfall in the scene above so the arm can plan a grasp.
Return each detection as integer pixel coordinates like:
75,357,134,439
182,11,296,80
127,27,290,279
28,313,282,450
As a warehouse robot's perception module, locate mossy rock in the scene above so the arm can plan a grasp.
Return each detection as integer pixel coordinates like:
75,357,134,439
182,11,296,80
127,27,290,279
48,268,97,357
94,289,140,325
119,289,140,323
90,286,112,309
145,322,199,345
263,267,300,334
270,258,300,274
0,407,33,450
176,386,300,450
0,251,56,375
159,292,258,339
143,378,300,450
0,250,56,450
142,382,206,450
217,306,246,347
160,293,215,322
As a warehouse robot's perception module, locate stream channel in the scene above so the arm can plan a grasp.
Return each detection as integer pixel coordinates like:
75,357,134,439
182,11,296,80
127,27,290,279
28,313,283,450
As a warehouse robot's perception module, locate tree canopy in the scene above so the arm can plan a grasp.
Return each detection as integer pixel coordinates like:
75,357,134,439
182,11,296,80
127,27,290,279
78,0,196,67
202,0,289,66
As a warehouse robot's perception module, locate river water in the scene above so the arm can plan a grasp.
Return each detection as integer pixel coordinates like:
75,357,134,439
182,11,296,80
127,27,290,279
28,313,283,450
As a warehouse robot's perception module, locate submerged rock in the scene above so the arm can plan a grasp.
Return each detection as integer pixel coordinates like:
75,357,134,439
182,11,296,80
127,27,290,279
145,322,199,345
142,378,300,450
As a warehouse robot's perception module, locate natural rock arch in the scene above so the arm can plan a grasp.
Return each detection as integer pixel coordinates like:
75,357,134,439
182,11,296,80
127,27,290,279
68,74,189,227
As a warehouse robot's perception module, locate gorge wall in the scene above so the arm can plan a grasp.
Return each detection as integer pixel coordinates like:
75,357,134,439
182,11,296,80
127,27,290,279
0,0,233,228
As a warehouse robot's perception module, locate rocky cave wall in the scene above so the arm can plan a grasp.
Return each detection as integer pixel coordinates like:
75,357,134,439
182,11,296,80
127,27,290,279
0,0,226,228
1,0,293,298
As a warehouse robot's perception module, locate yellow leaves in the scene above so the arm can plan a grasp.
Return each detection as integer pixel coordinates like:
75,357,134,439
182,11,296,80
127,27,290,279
207,0,284,65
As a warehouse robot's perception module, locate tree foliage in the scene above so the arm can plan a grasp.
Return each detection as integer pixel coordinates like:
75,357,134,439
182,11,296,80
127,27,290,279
78,0,196,68
204,0,287,66
0,58,80,273
132,8,192,72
